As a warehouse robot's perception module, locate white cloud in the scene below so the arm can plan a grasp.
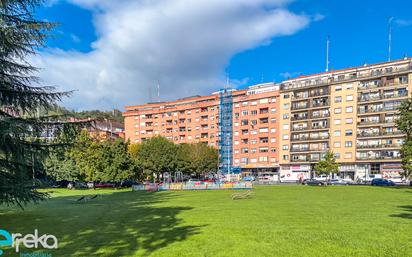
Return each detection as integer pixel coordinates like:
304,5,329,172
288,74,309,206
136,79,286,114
35,0,311,110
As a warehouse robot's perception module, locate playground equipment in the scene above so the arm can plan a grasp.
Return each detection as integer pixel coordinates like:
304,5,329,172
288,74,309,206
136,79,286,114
162,172,172,183
174,171,183,183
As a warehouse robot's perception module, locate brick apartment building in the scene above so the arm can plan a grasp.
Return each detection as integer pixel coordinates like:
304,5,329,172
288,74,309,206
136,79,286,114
124,58,412,181
123,83,280,175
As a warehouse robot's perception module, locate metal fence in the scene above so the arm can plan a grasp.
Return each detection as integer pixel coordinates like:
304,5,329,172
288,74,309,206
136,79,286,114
133,182,253,192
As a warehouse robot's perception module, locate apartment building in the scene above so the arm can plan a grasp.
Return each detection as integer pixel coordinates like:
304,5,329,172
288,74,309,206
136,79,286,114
279,58,412,180
123,83,280,174
124,58,412,180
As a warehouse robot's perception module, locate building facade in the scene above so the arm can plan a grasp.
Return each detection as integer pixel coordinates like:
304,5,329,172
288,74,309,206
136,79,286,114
123,83,280,175
124,58,412,181
279,58,412,181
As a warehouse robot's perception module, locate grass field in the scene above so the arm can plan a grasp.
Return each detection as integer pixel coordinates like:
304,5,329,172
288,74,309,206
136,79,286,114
1,186,411,257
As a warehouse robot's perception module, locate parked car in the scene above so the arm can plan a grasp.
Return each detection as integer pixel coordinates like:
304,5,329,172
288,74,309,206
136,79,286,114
188,179,201,184
328,179,349,186
202,178,216,183
242,176,255,182
371,178,395,186
95,183,116,188
314,175,329,182
74,182,88,189
119,180,136,188
302,179,325,186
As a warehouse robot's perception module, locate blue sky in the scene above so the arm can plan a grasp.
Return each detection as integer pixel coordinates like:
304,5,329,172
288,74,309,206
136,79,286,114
35,0,412,110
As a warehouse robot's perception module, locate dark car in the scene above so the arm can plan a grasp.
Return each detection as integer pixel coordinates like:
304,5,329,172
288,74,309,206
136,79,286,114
95,183,116,189
302,179,325,186
119,180,137,188
371,178,395,186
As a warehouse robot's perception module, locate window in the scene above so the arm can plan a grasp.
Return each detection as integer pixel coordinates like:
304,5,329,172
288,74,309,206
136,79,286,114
344,152,352,159
283,124,289,130
334,119,341,125
334,142,341,148
283,94,290,99
345,141,352,147
282,134,289,140
345,129,353,136
283,114,289,119
334,153,340,159
334,130,341,136
283,155,289,160
345,118,353,124
346,95,353,101
346,106,353,113
334,108,342,114
335,96,342,103
335,85,342,91
283,104,290,110
346,84,354,90
282,145,289,150
242,110,248,116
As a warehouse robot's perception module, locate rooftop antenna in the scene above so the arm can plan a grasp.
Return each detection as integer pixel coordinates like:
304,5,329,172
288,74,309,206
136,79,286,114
388,17,394,62
325,35,330,72
225,74,230,89
157,80,160,102
148,85,153,102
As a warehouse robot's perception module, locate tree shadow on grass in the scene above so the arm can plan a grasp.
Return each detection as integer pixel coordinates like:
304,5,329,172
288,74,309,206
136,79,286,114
0,191,204,256
390,205,412,220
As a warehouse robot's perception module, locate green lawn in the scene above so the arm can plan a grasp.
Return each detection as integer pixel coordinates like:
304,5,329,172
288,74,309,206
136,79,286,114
1,186,411,257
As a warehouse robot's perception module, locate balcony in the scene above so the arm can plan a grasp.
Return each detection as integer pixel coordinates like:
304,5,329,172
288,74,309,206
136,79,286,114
383,92,408,99
290,148,310,152
291,105,309,111
356,144,402,149
358,95,382,102
292,127,308,132
291,136,329,142
291,115,309,121
357,131,404,138
357,120,381,126
311,102,329,108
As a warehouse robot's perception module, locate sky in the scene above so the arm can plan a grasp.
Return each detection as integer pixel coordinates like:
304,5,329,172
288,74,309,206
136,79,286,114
34,0,412,111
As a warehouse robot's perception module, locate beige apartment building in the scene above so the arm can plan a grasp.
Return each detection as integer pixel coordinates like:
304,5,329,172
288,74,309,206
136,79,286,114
279,58,412,181
123,83,280,175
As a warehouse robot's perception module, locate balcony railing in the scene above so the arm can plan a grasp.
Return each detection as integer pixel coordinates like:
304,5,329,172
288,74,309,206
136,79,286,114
356,155,401,160
358,95,382,102
357,120,381,126
383,93,408,99
356,144,402,149
291,136,329,141
291,105,309,110
357,131,404,138
312,102,329,108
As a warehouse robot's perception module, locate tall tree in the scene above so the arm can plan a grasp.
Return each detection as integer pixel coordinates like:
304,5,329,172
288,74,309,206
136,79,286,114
0,0,75,207
314,151,339,177
133,136,177,181
69,131,137,183
396,99,412,180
